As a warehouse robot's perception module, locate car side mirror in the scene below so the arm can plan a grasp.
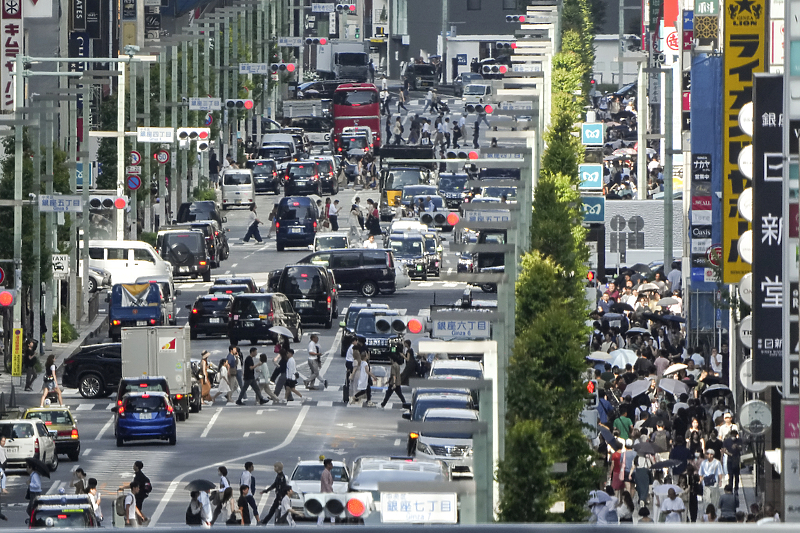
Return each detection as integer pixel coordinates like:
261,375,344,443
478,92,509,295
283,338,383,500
223,217,228,223
401,412,411,420
104,295,110,303
110,406,118,413
185,304,192,310
225,228,231,233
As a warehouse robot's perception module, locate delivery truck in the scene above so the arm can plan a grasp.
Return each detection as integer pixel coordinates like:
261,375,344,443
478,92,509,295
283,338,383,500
120,325,197,421
107,283,166,341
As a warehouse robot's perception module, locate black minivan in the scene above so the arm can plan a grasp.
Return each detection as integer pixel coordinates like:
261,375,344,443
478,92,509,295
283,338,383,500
228,293,303,345
156,230,211,281
275,264,337,328
298,248,397,297
276,197,319,251
247,159,280,194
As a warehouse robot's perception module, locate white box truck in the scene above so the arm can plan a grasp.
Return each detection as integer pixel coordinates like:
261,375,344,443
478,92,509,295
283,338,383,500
120,325,198,421
315,40,369,81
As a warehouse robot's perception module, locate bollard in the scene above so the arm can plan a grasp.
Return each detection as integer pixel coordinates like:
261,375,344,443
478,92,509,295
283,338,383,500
0,392,5,415
8,384,17,408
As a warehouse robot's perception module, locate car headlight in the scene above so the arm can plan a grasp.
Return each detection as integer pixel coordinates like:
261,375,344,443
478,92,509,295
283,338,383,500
417,441,434,455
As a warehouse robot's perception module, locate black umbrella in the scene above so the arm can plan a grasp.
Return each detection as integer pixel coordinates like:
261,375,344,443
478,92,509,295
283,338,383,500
660,315,686,323
611,302,635,313
25,457,50,478
630,273,646,283
598,425,622,450
634,441,665,456
650,459,681,469
629,263,651,275
184,479,216,492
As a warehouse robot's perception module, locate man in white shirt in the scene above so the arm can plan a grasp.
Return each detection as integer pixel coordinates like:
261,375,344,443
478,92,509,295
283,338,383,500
125,482,146,526
198,488,213,528
661,488,685,522
279,487,303,526
423,89,434,113
0,436,7,494
710,348,723,375
363,235,378,249
328,200,340,231
304,334,326,390
699,450,724,511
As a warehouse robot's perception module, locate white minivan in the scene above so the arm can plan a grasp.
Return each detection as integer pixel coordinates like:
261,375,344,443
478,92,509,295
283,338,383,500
462,84,493,110
86,240,172,285
220,169,255,210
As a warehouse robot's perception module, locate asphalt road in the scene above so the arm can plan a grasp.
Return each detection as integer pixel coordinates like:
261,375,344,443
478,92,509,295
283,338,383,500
4,179,493,526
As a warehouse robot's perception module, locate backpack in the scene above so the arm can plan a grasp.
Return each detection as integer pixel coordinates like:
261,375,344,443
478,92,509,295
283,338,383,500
116,494,131,517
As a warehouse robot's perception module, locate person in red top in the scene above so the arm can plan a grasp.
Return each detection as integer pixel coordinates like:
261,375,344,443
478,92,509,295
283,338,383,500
604,282,620,302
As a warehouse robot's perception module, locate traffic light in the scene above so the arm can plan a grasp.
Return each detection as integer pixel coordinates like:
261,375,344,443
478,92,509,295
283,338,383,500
196,137,210,151
464,103,493,114
303,493,373,520
506,14,527,22
0,289,16,307
89,195,129,209
225,99,254,110
376,315,426,335
176,128,210,142
270,63,297,73
481,64,507,75
421,211,448,226
336,3,356,13
305,37,328,45
585,380,598,407
496,42,515,50
586,270,597,288
445,150,472,159
355,27,360,39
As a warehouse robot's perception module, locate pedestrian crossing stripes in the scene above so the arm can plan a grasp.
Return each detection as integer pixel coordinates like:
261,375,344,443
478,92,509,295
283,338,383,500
413,98,459,106
59,399,406,411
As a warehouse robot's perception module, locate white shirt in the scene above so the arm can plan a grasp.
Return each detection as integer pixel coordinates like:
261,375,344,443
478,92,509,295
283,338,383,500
363,240,378,249
328,204,339,217
125,493,137,520
286,356,297,380
220,475,230,490
240,470,252,489
458,116,466,129
248,211,258,226
280,494,295,526
381,78,388,91
661,496,685,523
345,345,354,363
691,353,705,367
711,352,723,374
699,458,724,486
426,90,433,101
0,443,6,465
422,122,431,134
198,491,213,524
308,341,321,357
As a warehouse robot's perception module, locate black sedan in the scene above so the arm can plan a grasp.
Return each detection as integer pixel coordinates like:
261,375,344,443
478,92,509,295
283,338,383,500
187,294,234,339
247,159,281,194
61,343,122,399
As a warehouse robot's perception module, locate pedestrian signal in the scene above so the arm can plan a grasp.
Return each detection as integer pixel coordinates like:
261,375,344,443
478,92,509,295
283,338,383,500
270,63,296,73
225,99,254,110
585,380,598,407
89,195,129,209
0,289,16,307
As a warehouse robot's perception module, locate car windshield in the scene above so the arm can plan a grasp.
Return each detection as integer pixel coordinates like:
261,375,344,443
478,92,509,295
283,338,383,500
125,395,167,413
289,165,317,178
316,236,348,250
409,65,436,76
345,308,365,329
333,89,378,106
386,169,425,190
482,186,517,199
0,423,34,438
283,267,325,297
289,118,333,132
355,316,379,334
413,397,470,421
208,285,249,295
223,172,252,185
424,238,437,254
338,53,368,66
122,381,167,396
421,417,475,439
315,161,333,174
33,510,90,528
250,162,275,176
232,297,271,317
182,204,217,222
278,202,316,220
431,367,483,379
439,175,469,190
195,298,230,312
402,187,436,200
292,465,350,482
258,147,291,160
463,85,489,96
390,238,423,255
163,233,205,253
415,196,444,208
341,137,368,150
24,410,74,426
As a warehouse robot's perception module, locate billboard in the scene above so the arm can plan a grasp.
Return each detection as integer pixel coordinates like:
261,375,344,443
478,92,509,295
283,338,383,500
721,0,766,283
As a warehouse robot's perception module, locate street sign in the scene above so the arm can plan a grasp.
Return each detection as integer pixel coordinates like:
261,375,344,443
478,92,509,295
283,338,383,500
380,493,457,524
581,123,604,145
39,195,83,213
76,162,93,188
578,163,603,190
580,195,605,223
278,36,303,47
188,97,222,111
126,165,141,174
498,100,533,111
239,63,270,74
0,266,5,285
512,63,542,72
154,150,170,164
130,150,142,165
11,328,22,377
432,319,491,340
126,175,142,190
463,210,511,223
137,127,174,143
205,113,213,126
52,254,70,276
312,2,335,12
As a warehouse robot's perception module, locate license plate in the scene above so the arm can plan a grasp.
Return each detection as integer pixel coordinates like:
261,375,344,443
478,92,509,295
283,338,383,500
235,199,242,204
5,447,17,453
136,320,147,326
256,178,265,183
244,322,255,327
295,300,313,309
291,227,302,233
179,266,189,273
209,318,221,324
138,413,152,420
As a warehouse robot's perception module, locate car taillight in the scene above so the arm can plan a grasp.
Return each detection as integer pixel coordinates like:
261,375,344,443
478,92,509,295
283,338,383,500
409,432,419,439
327,296,331,309
192,308,198,314
273,171,277,177
118,406,125,416
71,428,79,440
34,438,39,455
199,261,207,266
150,319,157,325
111,320,121,326
166,404,174,416
56,430,70,436
386,253,394,268
276,222,280,229
175,394,184,400
313,221,317,229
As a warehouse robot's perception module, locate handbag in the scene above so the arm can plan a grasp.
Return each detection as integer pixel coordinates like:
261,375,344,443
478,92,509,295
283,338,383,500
276,511,289,525
617,452,627,482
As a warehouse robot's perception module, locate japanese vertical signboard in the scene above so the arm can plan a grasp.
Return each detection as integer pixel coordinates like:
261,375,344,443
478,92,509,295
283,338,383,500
752,74,783,382
722,0,766,283
690,154,713,282
0,0,22,112
11,328,22,377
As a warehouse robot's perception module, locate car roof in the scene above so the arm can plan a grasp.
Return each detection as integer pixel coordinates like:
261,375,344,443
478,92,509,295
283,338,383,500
24,406,73,413
122,391,169,398
233,293,275,299
431,360,483,369
356,309,400,317
354,456,446,471
121,376,168,382
423,408,479,420
294,460,347,467
347,303,389,312
281,196,315,204
415,392,472,401
214,277,255,284
198,293,233,301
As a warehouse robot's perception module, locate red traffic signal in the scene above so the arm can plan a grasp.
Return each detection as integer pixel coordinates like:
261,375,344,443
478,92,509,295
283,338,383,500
0,290,14,307
586,381,595,394
270,63,296,73
587,271,596,281
407,319,423,335
506,15,526,22
447,212,460,226
468,151,479,160
225,99,254,110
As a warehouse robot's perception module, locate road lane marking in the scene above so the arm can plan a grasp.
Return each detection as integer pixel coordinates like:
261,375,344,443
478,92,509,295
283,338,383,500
200,407,223,438
317,401,333,407
46,481,62,494
443,282,458,287
76,404,93,411
95,416,114,441
82,448,92,456
418,282,433,287
394,439,401,446
150,405,311,527
231,263,238,268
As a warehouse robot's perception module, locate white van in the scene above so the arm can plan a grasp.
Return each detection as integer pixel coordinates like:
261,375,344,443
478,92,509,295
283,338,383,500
220,169,256,210
462,84,493,109
86,240,172,285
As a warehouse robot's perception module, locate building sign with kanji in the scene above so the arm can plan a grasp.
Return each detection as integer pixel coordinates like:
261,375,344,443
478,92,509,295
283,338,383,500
380,493,457,524
721,0,766,283
432,319,491,340
751,74,783,382
1,0,22,112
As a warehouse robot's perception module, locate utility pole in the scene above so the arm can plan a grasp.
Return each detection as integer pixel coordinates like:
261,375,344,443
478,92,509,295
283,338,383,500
441,0,448,82
618,0,625,89
130,60,138,240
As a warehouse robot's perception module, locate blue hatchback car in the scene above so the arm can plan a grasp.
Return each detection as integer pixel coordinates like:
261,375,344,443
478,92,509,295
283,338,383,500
115,391,177,447
276,197,319,252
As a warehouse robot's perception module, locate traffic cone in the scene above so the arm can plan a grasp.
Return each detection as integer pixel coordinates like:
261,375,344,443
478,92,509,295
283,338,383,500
9,384,17,408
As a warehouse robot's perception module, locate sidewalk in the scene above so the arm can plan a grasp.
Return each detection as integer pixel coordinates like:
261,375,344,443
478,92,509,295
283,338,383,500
0,313,107,412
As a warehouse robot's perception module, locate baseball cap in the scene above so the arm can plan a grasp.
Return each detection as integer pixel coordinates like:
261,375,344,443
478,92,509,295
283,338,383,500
625,439,633,447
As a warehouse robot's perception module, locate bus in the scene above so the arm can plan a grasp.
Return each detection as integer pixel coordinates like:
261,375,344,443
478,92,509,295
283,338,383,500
332,83,381,152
